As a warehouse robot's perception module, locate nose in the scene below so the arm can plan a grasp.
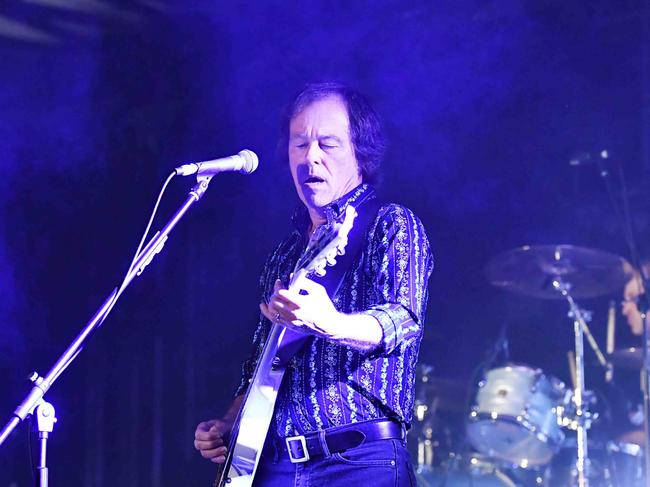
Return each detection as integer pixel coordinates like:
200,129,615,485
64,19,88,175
306,141,322,165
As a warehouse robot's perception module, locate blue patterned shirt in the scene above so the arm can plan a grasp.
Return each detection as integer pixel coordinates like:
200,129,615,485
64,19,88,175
236,184,434,436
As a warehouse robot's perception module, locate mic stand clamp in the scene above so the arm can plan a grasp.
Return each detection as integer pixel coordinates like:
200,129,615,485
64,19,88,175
34,399,57,487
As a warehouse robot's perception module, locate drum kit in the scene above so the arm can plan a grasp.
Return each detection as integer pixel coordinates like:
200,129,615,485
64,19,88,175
412,244,648,487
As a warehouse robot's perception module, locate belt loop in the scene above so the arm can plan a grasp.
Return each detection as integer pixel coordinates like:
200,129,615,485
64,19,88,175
317,429,331,457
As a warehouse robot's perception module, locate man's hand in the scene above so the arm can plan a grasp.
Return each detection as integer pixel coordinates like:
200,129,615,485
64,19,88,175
259,276,383,352
194,419,231,464
260,277,342,339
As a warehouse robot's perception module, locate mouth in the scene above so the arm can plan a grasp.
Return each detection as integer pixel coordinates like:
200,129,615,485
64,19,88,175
302,176,325,186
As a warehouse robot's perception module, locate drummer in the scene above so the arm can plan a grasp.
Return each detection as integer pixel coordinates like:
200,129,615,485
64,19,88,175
618,265,650,445
621,266,649,336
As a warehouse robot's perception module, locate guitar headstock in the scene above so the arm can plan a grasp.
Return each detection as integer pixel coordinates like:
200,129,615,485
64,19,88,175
291,205,357,284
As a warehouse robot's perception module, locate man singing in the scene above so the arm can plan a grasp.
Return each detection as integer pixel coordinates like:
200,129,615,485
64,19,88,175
194,82,434,486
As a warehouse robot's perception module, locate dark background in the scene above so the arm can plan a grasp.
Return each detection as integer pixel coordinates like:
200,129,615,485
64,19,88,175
0,1,649,485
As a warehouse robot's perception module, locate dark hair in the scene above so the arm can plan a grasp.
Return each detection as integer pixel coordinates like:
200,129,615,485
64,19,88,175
278,82,386,185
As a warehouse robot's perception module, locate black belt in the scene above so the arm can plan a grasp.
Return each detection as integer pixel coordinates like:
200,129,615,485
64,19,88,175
278,419,404,463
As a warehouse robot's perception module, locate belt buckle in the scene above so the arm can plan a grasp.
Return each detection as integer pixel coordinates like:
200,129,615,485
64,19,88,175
285,435,310,463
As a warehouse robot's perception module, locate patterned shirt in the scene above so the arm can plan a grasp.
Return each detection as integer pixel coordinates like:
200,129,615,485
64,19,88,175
236,184,434,436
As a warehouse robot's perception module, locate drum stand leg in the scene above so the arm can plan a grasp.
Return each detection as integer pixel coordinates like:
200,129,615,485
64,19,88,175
554,280,593,487
573,317,589,487
640,308,650,487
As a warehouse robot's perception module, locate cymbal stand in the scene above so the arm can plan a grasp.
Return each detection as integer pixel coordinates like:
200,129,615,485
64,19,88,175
566,308,609,374
553,279,592,487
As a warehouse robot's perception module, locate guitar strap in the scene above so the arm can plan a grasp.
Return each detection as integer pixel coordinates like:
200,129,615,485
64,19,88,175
275,192,381,365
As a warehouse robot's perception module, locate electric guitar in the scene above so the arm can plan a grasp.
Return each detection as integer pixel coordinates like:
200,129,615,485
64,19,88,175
215,205,357,487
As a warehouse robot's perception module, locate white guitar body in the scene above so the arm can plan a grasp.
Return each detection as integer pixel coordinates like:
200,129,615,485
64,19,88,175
220,322,290,486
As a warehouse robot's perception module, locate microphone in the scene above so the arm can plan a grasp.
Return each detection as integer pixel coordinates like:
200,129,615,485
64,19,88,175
175,149,258,177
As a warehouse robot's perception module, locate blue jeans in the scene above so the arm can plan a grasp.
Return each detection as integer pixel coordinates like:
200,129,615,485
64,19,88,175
253,434,417,487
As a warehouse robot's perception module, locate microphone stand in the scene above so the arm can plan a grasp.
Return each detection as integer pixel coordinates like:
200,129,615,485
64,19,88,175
0,175,214,485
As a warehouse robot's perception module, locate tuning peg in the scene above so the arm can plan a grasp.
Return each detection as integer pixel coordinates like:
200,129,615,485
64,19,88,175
337,246,346,256
311,259,327,276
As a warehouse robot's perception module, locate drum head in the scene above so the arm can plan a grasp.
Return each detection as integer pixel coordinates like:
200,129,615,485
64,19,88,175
419,454,518,486
466,365,564,466
466,418,554,466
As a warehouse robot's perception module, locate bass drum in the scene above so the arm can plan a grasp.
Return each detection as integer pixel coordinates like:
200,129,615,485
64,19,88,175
466,365,566,467
546,440,644,487
416,454,519,486
606,441,644,487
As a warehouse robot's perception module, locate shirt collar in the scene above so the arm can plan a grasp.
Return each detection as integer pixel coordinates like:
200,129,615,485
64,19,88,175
291,183,375,234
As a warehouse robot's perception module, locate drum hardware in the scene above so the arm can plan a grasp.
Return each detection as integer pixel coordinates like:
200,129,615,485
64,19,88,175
432,452,521,487
484,245,632,300
412,364,465,472
607,440,642,457
566,306,609,373
547,439,645,487
416,401,430,422
413,395,436,471
415,421,436,473
466,364,567,468
605,441,644,487
551,279,594,486
608,347,644,369
557,390,599,433
485,245,635,487
605,301,616,383
413,363,437,472
420,245,641,485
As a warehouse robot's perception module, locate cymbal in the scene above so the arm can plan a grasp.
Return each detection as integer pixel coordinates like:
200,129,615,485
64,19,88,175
485,245,633,299
609,347,643,369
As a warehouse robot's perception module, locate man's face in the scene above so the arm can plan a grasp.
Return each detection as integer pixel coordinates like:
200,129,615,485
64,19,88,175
288,96,362,215
622,275,645,335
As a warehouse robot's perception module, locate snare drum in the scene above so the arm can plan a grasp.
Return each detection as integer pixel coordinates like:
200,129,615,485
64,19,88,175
466,365,566,466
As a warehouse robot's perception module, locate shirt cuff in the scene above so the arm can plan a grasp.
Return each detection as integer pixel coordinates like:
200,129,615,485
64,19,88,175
364,303,417,356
